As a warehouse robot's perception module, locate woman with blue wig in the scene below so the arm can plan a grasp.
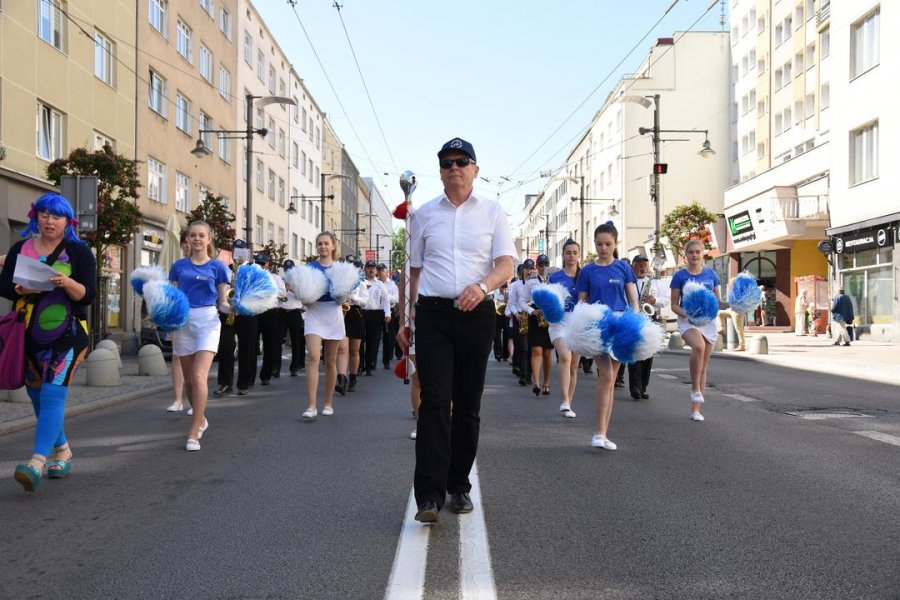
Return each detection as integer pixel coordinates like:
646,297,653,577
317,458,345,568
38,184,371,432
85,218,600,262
0,193,96,492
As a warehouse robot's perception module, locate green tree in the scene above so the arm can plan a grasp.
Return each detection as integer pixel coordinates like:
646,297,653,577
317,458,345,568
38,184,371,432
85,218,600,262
391,228,406,271
260,239,288,272
187,192,236,250
659,201,718,260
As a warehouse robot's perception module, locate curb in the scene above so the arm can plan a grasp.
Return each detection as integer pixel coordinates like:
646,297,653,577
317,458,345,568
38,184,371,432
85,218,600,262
0,383,173,438
661,348,758,363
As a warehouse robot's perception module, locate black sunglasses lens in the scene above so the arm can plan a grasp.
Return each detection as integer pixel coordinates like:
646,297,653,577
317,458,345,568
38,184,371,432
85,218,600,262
440,158,472,169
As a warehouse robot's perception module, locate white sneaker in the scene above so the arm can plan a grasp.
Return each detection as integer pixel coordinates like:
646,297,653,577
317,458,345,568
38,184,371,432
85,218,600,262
691,412,705,422
410,429,417,440
185,439,201,451
563,409,576,419
198,418,209,439
690,392,705,404
559,402,570,412
187,407,194,416
322,406,334,416
301,408,317,421
590,434,617,450
166,402,183,412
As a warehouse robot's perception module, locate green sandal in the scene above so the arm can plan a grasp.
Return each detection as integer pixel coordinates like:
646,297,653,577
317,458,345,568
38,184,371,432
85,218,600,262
14,463,43,492
47,457,73,479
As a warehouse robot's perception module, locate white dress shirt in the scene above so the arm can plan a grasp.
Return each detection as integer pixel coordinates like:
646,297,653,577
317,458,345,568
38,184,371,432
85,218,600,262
347,279,369,306
362,278,391,316
636,276,669,317
409,192,517,298
381,277,400,308
506,279,523,316
521,274,546,315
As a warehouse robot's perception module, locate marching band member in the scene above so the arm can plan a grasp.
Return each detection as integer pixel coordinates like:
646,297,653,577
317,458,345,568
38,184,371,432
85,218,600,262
507,263,528,385
361,260,390,375
492,282,510,361
256,253,287,384
378,264,400,370
547,240,581,418
335,256,368,394
281,259,306,376
521,254,553,396
627,255,668,400
212,240,240,398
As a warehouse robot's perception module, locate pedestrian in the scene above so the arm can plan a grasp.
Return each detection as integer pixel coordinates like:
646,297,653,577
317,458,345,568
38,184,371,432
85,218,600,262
255,253,286,384
232,242,259,396
335,256,367,394
548,239,581,418
794,289,809,336
379,264,400,369
522,254,554,396
169,221,230,451
361,260,391,374
507,263,529,385
574,223,639,450
167,232,195,410
627,255,668,399
212,249,237,399
281,259,306,376
831,287,854,346
302,232,345,420
397,137,516,523
1,193,96,491
669,239,727,422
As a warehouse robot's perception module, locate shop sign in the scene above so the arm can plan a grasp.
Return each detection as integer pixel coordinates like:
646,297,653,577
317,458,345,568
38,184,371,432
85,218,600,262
727,210,755,244
834,227,893,254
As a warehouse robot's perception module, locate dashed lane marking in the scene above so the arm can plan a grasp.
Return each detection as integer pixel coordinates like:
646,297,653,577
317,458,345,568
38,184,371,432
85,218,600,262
459,461,497,600
384,489,430,600
854,431,900,447
657,374,678,380
722,393,758,403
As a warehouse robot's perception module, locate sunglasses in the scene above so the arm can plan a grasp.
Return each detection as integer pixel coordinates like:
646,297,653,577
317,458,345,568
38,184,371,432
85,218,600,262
439,157,475,169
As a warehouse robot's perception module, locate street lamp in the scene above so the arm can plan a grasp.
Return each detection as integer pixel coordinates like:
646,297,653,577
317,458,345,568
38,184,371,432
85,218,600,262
375,233,392,264
320,172,352,232
191,93,296,245
620,93,716,270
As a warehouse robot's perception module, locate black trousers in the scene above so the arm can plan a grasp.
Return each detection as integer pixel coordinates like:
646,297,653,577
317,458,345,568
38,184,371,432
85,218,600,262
627,357,653,392
362,309,384,371
216,313,236,387
493,314,509,359
285,309,305,372
259,309,285,380
512,322,531,379
414,299,494,508
382,308,399,366
235,314,258,390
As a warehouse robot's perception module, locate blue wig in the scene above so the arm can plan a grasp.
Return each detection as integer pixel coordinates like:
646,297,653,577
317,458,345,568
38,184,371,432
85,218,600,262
18,193,83,243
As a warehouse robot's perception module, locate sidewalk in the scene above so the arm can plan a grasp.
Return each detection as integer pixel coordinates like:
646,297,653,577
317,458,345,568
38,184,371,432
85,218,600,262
664,330,900,387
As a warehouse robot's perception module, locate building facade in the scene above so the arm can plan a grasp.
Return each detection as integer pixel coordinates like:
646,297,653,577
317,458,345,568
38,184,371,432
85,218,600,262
363,178,394,267
287,72,324,262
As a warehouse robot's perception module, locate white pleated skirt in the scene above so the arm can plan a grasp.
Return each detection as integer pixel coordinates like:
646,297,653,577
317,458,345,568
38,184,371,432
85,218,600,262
676,316,719,343
304,300,345,341
172,306,221,356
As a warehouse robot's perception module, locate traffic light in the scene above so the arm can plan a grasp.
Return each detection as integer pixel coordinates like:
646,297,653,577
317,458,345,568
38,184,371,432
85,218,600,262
653,163,668,175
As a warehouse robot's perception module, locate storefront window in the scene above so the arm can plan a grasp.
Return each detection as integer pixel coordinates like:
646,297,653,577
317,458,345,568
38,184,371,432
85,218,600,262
839,247,893,325
102,246,124,329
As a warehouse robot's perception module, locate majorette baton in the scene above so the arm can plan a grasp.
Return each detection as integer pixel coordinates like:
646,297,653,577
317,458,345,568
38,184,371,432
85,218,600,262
393,171,416,384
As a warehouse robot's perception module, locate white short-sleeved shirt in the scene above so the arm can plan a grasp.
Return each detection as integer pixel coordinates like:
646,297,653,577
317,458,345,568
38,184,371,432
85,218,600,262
409,192,517,298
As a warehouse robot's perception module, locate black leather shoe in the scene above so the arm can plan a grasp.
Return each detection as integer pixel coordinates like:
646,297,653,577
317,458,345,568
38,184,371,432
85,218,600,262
630,388,641,400
415,500,440,523
614,380,624,388
261,379,271,386
640,391,650,399
290,370,298,377
237,388,248,396
335,374,347,396
213,385,233,397
365,370,372,376
449,492,473,514
347,374,357,392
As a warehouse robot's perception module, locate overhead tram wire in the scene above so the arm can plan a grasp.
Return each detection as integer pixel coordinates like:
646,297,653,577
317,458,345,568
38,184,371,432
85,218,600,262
286,0,393,197
502,0,682,186
333,2,400,176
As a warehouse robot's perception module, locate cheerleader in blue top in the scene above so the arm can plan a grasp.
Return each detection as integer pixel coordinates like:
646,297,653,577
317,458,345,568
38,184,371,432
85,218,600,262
669,239,727,422
169,221,230,451
574,224,639,450
547,239,581,419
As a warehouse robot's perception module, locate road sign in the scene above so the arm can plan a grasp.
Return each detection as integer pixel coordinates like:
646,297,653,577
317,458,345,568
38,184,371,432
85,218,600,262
365,249,376,262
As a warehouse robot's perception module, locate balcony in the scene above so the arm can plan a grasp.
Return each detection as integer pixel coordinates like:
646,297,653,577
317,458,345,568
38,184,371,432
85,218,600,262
816,1,830,28
775,194,829,222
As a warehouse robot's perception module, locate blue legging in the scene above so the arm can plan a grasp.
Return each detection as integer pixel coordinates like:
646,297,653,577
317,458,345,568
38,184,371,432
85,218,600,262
27,384,68,457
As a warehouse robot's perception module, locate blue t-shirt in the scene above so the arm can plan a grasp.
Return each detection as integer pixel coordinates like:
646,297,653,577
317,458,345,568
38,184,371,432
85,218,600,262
574,261,637,311
169,258,230,308
310,260,335,302
669,267,721,306
548,269,578,312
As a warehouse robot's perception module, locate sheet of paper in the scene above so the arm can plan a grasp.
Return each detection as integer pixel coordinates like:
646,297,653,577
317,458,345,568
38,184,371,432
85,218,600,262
13,254,59,292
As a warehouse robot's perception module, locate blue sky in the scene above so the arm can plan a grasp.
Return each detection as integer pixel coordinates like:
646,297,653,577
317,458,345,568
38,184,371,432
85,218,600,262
256,0,725,227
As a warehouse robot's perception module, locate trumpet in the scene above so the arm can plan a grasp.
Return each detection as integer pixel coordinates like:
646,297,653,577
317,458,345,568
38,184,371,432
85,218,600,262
225,287,235,326
518,312,529,334
496,302,506,316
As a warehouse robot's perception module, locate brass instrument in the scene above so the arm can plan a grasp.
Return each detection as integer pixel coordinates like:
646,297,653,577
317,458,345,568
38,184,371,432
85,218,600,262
518,312,529,334
225,287,236,326
496,302,507,316
342,302,351,314
639,278,655,317
532,305,549,329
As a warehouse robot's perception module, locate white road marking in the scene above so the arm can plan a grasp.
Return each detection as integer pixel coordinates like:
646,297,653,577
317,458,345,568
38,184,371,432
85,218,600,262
854,431,900,447
723,393,758,403
384,489,430,600
657,374,678,380
653,367,689,372
459,461,497,600
788,412,873,421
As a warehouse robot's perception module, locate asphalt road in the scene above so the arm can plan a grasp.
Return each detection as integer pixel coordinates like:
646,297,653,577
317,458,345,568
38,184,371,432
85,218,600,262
1,353,898,599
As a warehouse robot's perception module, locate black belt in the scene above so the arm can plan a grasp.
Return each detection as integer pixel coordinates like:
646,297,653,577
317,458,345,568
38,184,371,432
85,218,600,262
418,295,492,308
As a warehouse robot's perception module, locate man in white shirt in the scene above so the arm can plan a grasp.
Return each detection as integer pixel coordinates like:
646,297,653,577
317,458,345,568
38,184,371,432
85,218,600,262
281,259,306,376
627,256,668,399
378,263,400,369
397,138,516,523
361,260,391,375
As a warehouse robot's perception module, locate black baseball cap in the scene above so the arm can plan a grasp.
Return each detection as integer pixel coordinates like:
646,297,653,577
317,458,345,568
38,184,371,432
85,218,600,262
377,263,387,270
632,255,649,263
437,137,476,162
233,239,247,249
523,259,535,269
536,254,550,266
364,260,378,268
255,253,268,264
283,259,296,270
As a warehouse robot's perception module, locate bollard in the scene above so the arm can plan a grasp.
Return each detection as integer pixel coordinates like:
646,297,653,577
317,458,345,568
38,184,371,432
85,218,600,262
713,335,725,352
749,334,768,355
96,339,122,369
667,332,684,350
138,344,168,376
85,348,121,386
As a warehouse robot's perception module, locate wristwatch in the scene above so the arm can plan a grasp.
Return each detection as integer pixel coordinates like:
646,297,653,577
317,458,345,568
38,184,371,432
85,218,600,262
477,282,489,297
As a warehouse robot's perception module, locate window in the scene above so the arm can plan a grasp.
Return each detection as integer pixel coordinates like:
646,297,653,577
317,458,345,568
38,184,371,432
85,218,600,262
805,93,815,117
200,0,214,18
784,108,792,131
279,78,286,99
175,93,191,133
775,113,783,135
308,159,313,183
757,14,766,33
851,9,880,78
147,157,166,204
148,69,166,116
795,51,804,74
199,44,213,83
784,16,792,39
176,20,192,63
757,141,766,159
198,184,210,204
268,222,275,244
255,216,263,246
198,112,212,148
255,107,264,130
38,0,65,50
278,178,285,207
175,172,191,212
256,159,264,191
292,234,299,258
292,142,299,168
301,151,307,175
806,44,815,71
257,49,265,81
268,66,276,95
267,117,275,147
757,98,766,115
242,144,248,180
93,131,113,151
94,31,115,86
218,65,230,100
277,129,285,157
775,24,783,45
292,98,299,123
36,102,63,161
218,135,230,163
149,0,167,37
784,61,792,81
219,7,231,38
315,126,320,149
757,54,767,74
301,108,308,132
243,31,252,65
820,29,830,58
315,167,320,187
278,227,285,246
794,100,804,123
774,68,783,90
850,121,878,185
795,5,803,26
268,169,275,200
820,82,830,109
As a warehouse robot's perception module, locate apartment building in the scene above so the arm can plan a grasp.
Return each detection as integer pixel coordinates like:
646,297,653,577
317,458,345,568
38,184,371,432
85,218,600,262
363,178,394,267
321,118,362,258
287,72,324,262
723,0,831,327
825,1,897,339
0,0,137,323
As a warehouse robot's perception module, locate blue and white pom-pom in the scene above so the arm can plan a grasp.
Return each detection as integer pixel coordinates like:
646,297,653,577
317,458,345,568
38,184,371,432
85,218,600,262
681,280,720,326
142,280,190,332
284,265,328,305
130,265,166,297
531,283,570,324
327,261,363,303
608,309,664,364
563,302,614,357
727,272,762,314
233,263,278,316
